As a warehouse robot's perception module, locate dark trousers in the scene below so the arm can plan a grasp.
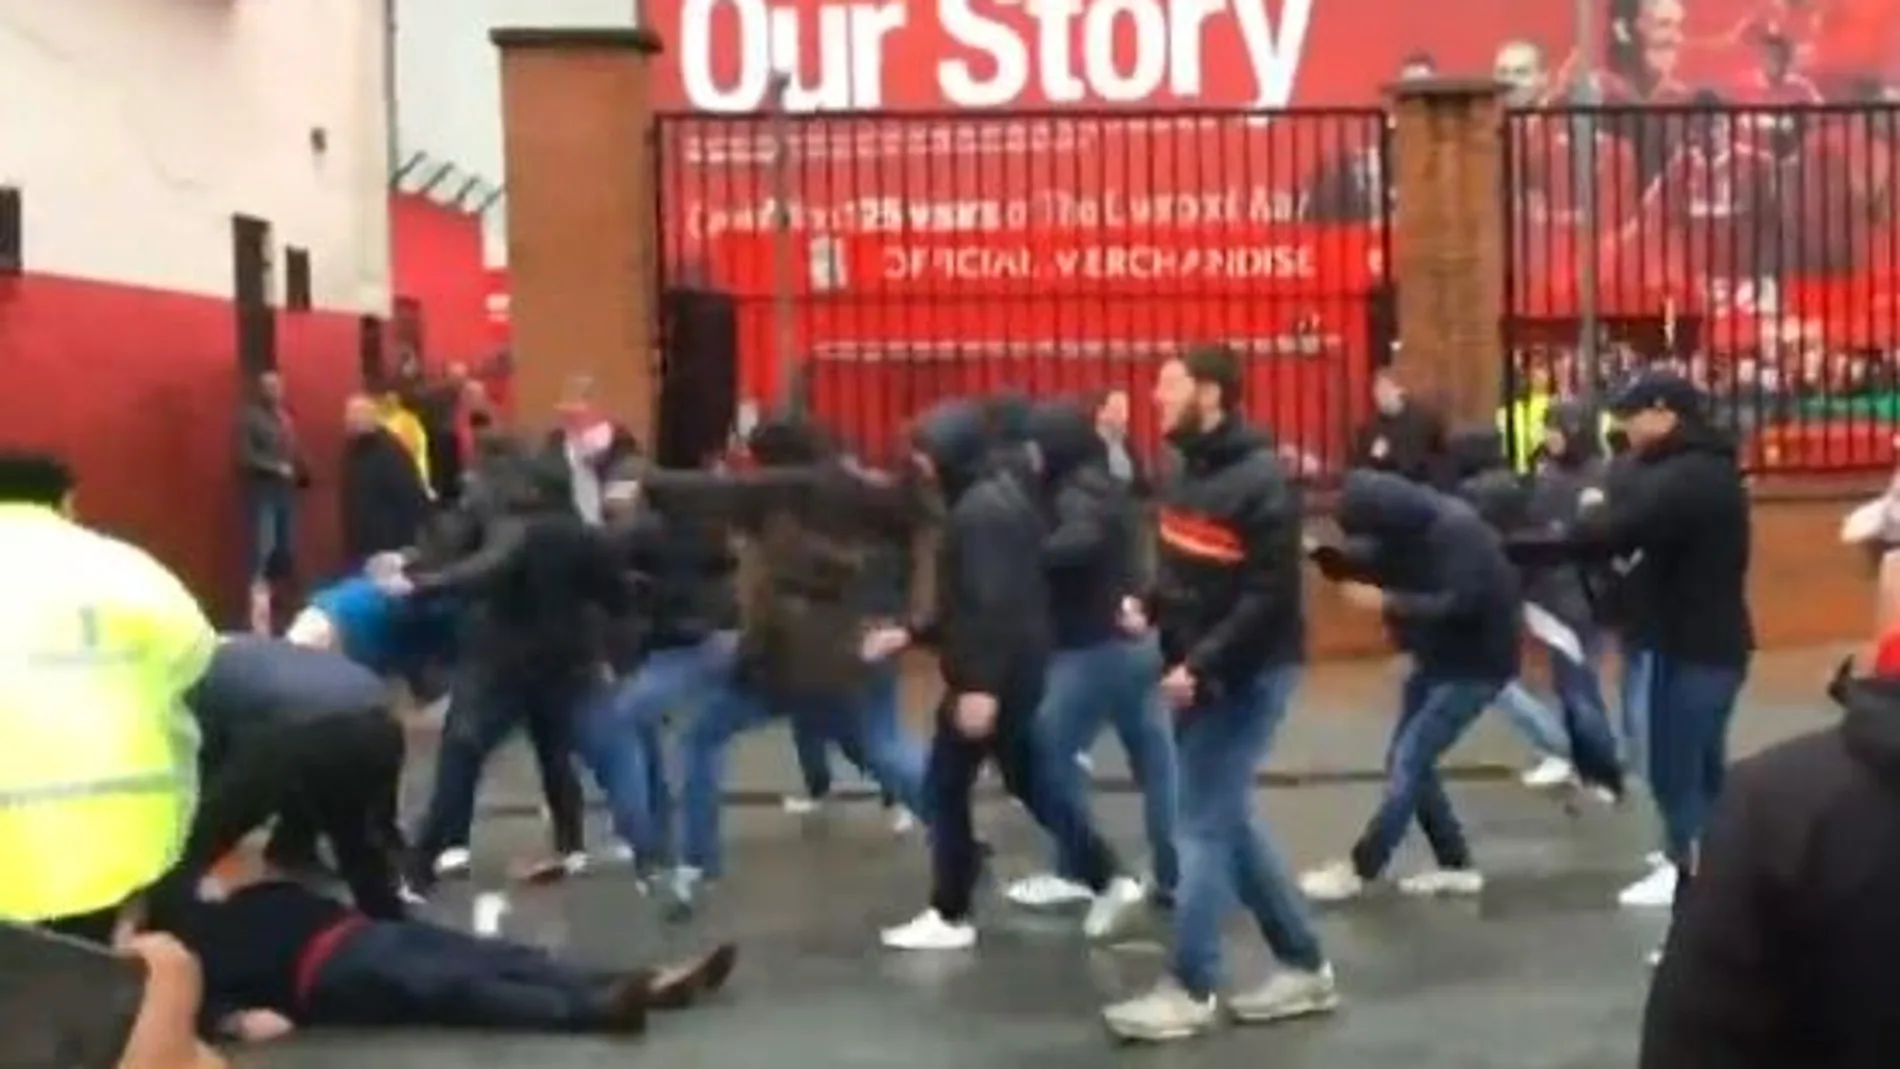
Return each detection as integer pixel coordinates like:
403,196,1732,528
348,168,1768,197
925,665,1121,921
412,663,587,864
1643,653,1746,868
152,713,408,923
307,922,614,1032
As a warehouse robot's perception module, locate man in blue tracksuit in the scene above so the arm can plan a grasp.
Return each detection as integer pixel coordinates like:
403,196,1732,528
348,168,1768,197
1102,346,1335,1043
1006,398,1178,911
1300,469,1521,905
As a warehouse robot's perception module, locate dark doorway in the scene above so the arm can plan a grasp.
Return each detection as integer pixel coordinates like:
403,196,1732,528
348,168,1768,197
231,214,275,373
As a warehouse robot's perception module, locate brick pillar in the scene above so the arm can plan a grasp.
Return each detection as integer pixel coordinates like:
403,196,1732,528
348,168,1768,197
492,27,663,442
1387,80,1506,428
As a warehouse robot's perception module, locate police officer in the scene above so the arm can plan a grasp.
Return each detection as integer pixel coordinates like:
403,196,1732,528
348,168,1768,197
0,451,217,944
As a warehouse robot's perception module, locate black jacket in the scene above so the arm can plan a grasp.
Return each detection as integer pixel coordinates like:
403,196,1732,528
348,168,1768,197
915,400,1050,696
339,429,432,564
1348,401,1449,487
1640,668,1900,1069
189,637,388,760
604,495,734,656
1324,470,1521,681
1150,417,1304,693
1029,400,1139,650
1579,421,1753,666
1518,401,1609,632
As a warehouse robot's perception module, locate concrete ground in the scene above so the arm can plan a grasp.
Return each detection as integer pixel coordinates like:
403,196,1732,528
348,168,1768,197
247,645,1853,1069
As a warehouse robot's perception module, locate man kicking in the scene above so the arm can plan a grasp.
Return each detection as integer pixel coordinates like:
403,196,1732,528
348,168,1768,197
163,857,735,1041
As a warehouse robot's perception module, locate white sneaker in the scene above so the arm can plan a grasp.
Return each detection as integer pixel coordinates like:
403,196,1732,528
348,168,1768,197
781,794,824,816
1396,868,1485,898
559,851,590,875
1083,876,1147,940
1520,756,1576,789
888,807,918,835
1299,860,1369,903
1646,945,1664,968
1102,977,1219,1042
596,842,636,867
1075,752,1096,774
1618,861,1678,909
880,908,977,951
433,847,472,878
1005,873,1094,908
1227,964,1341,1024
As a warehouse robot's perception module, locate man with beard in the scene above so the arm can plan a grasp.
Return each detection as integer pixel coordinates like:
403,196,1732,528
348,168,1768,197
1005,398,1178,912
1102,346,1336,1043
144,636,408,924
880,398,1145,953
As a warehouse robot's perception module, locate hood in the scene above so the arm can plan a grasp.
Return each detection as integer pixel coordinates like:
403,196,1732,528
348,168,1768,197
1026,399,1105,481
1446,428,1509,481
912,399,994,502
982,392,1033,447
1637,418,1737,465
1457,469,1530,531
1171,415,1270,470
1542,400,1603,465
747,416,835,468
1337,469,1446,538
1833,664,1900,786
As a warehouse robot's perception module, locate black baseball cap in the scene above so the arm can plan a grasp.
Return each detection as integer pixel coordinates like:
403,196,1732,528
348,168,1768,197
1607,369,1708,420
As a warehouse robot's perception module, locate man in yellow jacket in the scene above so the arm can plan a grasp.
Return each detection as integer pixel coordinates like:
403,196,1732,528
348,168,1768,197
0,451,217,943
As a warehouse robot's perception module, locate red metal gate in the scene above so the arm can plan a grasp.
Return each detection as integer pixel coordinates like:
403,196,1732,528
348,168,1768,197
654,107,1395,475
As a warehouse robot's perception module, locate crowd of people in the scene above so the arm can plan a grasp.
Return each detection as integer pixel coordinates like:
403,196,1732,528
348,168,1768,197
13,336,1900,1066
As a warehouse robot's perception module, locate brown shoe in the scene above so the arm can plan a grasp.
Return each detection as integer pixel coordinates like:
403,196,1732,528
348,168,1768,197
598,969,653,1035
644,943,738,1010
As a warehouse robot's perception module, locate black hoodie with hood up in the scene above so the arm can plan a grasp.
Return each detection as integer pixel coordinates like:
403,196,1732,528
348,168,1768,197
1028,399,1139,650
1327,470,1521,681
1640,666,1900,1069
912,398,1051,697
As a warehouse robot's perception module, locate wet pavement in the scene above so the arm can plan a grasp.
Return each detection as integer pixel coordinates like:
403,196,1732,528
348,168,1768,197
252,645,1854,1068
248,784,1669,1069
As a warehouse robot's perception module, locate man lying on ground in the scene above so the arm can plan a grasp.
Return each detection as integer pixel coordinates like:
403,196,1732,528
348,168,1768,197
160,860,736,1042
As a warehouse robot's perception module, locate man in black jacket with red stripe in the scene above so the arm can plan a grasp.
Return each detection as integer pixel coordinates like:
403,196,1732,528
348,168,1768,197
1103,345,1338,1043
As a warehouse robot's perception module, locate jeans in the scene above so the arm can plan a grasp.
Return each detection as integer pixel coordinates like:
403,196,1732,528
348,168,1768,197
1619,643,1654,780
681,661,926,875
580,638,735,866
1642,653,1745,867
925,664,1123,922
1494,633,1624,791
1036,637,1178,895
308,922,617,1031
1171,666,1325,998
1351,670,1503,879
790,670,912,809
410,665,588,866
247,483,295,580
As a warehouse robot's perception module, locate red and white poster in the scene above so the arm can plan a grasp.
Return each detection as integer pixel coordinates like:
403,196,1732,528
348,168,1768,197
646,0,1900,456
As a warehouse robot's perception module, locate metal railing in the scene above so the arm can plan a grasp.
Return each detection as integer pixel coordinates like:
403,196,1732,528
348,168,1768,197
653,107,1395,478
1503,102,1900,473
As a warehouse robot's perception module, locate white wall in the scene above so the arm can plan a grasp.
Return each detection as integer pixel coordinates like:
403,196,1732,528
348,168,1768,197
393,0,633,266
0,0,392,314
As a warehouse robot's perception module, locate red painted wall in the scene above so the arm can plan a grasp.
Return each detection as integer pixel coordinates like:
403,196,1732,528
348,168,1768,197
0,273,361,622
391,192,490,364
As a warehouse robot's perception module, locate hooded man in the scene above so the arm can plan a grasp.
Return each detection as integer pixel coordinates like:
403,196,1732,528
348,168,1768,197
1301,470,1520,905
1639,657,1900,1068
626,415,932,914
1502,401,1626,797
1004,399,1178,914
880,397,1145,954
1102,346,1335,1043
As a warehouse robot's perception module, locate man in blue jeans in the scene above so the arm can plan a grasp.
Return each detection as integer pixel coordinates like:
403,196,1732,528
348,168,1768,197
1574,372,1752,915
1300,470,1520,906
1007,399,1177,911
1103,346,1335,1043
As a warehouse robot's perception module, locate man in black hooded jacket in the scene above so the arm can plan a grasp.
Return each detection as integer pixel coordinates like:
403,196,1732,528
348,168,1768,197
879,397,1145,953
1301,470,1519,906
1003,399,1179,913
1639,658,1900,1068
